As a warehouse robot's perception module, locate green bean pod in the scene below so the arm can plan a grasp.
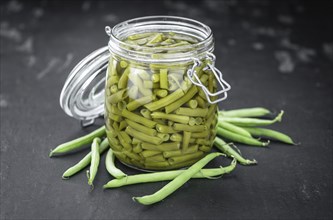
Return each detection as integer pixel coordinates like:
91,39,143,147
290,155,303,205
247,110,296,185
216,127,269,147
214,137,257,165
62,138,109,179
87,137,101,186
105,148,127,179
219,111,284,127
49,126,106,157
219,107,271,118
103,158,236,188
133,152,223,205
240,127,296,145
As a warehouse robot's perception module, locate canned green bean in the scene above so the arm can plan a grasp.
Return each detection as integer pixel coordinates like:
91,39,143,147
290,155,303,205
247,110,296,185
60,16,230,171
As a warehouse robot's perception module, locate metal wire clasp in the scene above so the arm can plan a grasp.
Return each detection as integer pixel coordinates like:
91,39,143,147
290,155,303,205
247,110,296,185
187,52,231,104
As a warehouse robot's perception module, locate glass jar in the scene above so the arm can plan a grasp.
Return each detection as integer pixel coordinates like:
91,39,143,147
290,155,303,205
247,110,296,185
60,16,230,171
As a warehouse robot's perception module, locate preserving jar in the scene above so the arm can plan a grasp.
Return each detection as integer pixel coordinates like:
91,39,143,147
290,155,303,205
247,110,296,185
60,16,230,171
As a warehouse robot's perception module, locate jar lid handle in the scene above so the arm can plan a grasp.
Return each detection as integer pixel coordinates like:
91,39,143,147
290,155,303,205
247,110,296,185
187,52,231,104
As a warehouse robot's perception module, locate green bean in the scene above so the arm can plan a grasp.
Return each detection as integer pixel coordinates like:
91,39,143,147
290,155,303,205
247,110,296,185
219,111,284,127
125,126,163,145
146,33,164,46
145,154,166,162
49,125,106,157
214,137,257,165
107,75,119,86
128,33,153,40
133,144,143,153
219,107,271,118
173,123,207,132
240,127,296,145
118,67,130,89
119,60,128,68
170,133,182,142
186,99,198,109
195,117,203,125
109,114,122,122
113,150,130,164
208,74,213,92
196,139,211,145
216,127,269,147
163,144,198,158
86,137,101,186
121,109,156,128
107,89,128,104
132,138,141,145
168,151,203,165
154,89,168,98
175,107,208,117
117,101,127,110
117,131,132,150
119,121,128,131
144,161,170,169
160,69,168,89
187,117,195,126
133,152,223,205
119,131,132,144
140,108,152,119
151,112,190,124
123,151,141,161
157,133,170,141
191,130,210,138
160,38,176,46
199,145,211,152
103,158,236,189
207,104,217,116
105,148,127,179
140,150,161,158
110,104,122,115
182,131,191,151
62,138,109,179
145,89,185,111
156,124,177,133
125,119,157,136
108,58,118,76
217,121,252,138
152,73,160,83
195,96,206,108
141,142,180,151
165,86,198,113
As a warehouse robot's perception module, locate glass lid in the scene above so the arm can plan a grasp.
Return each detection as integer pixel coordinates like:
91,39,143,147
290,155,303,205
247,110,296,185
59,46,110,126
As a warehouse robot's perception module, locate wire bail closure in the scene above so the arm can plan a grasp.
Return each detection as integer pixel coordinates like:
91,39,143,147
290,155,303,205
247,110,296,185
187,52,231,104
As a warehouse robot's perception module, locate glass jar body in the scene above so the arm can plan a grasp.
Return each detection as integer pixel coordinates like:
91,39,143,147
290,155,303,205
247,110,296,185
104,54,218,171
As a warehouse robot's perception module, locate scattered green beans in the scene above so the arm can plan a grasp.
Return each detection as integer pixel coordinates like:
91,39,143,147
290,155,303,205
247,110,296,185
219,111,284,127
217,121,252,138
62,138,109,179
105,148,127,179
133,152,223,205
103,158,236,189
86,138,101,186
214,137,257,165
216,127,269,147
241,127,296,145
219,107,271,118
49,126,106,157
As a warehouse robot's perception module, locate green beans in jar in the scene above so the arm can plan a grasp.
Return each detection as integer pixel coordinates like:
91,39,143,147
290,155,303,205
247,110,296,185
104,17,229,170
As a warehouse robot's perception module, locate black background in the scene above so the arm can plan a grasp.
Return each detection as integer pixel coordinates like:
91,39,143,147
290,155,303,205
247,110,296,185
1,0,332,219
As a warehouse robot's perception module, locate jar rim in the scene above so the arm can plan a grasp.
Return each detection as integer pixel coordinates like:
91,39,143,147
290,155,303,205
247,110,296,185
107,16,214,63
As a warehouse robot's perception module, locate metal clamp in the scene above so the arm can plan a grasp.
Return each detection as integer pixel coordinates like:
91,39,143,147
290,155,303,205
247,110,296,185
187,52,231,104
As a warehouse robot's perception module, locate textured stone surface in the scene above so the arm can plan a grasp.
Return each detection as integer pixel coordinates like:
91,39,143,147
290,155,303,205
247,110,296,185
1,0,332,219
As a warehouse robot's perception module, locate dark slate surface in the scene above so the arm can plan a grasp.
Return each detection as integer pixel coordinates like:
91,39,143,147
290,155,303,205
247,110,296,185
1,0,332,219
